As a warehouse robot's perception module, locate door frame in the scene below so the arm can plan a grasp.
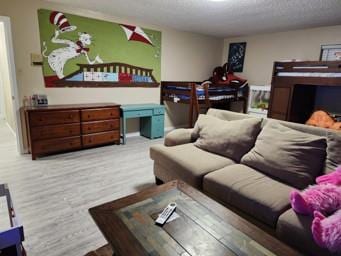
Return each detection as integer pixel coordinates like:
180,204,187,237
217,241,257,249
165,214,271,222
0,71,5,120
0,16,23,154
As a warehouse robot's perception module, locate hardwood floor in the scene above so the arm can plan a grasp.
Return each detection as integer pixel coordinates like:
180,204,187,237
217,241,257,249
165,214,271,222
0,122,162,256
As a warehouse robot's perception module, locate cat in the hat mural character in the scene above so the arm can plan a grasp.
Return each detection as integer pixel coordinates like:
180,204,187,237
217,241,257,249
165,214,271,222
42,11,103,80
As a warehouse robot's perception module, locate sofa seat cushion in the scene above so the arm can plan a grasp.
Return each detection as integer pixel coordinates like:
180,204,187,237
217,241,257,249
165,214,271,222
276,209,332,256
241,121,327,189
150,143,235,188
203,164,292,227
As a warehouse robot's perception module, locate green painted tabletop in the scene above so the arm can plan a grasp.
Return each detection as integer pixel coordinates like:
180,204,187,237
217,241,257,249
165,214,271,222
120,103,165,111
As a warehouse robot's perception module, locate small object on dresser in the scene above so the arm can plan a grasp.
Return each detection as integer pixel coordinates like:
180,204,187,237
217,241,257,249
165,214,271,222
22,96,29,107
31,94,48,106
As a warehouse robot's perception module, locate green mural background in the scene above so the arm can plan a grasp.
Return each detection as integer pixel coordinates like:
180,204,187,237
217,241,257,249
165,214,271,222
38,9,161,86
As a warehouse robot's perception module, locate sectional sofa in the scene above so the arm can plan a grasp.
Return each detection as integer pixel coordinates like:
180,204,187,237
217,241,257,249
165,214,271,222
150,109,341,256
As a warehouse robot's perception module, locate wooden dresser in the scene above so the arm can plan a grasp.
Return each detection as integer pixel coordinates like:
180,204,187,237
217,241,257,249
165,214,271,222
23,103,120,160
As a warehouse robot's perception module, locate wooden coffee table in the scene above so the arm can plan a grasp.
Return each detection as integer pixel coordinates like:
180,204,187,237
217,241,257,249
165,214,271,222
89,180,301,256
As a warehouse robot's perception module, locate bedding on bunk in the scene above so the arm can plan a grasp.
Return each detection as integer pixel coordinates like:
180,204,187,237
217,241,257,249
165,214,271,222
277,72,341,77
164,83,247,101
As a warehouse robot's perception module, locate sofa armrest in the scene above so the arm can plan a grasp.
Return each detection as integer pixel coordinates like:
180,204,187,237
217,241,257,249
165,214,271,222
164,128,195,146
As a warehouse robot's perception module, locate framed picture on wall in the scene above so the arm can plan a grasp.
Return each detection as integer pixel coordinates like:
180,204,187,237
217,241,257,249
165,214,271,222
320,44,341,61
227,42,247,72
247,85,271,117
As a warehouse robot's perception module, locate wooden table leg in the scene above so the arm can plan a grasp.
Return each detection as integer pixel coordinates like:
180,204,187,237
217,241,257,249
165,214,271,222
122,116,127,145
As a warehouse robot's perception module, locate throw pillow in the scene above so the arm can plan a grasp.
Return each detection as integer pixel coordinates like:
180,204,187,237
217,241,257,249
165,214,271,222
325,131,341,173
241,121,327,189
193,114,262,162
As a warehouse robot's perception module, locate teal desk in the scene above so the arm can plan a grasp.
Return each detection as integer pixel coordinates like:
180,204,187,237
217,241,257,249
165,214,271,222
120,104,165,144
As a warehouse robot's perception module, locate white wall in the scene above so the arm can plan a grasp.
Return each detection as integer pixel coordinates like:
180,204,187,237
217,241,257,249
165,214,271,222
0,0,224,133
223,25,341,85
0,22,15,129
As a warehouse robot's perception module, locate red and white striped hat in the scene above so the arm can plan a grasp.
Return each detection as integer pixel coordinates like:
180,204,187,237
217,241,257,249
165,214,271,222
49,11,76,33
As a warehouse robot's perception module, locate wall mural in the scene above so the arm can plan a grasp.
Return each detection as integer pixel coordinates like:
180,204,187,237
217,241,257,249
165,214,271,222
38,9,161,88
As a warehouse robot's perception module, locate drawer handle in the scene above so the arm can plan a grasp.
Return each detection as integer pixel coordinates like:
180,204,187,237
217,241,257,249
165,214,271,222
88,115,91,118
69,114,73,118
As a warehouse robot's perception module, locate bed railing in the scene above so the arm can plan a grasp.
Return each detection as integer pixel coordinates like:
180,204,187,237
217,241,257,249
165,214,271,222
273,61,341,75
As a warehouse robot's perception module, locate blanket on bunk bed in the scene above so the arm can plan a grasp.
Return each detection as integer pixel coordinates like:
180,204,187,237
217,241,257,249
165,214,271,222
164,81,248,101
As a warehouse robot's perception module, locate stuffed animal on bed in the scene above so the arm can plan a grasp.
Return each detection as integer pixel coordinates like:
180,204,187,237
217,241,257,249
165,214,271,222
312,209,341,253
209,62,247,86
306,110,341,130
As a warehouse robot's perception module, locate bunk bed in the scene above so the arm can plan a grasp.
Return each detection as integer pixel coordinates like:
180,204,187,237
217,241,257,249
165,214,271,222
161,81,249,127
268,61,341,124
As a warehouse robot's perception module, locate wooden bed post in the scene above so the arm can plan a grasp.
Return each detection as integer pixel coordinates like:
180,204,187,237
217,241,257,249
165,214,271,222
243,84,249,113
204,83,211,110
189,83,194,128
160,81,164,105
192,83,200,127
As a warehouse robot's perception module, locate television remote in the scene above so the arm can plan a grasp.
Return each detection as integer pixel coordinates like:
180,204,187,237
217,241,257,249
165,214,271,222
155,202,177,226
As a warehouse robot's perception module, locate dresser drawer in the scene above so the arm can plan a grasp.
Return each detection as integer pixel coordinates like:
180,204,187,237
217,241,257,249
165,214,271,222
29,110,80,126
33,136,81,154
82,119,120,134
124,109,153,118
81,108,120,121
31,123,80,140
82,131,120,147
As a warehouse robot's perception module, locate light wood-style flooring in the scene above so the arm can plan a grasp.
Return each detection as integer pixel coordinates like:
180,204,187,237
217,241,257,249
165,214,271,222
0,122,162,256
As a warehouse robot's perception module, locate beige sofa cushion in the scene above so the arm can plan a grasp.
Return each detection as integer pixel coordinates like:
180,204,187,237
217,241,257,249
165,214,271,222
276,209,332,256
325,131,341,173
203,164,292,227
192,114,262,162
241,122,327,189
150,143,234,188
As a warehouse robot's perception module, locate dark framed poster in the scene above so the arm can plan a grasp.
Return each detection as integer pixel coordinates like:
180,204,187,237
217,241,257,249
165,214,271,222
227,42,247,72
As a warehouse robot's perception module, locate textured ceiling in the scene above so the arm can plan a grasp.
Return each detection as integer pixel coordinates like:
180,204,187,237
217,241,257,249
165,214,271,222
46,0,341,37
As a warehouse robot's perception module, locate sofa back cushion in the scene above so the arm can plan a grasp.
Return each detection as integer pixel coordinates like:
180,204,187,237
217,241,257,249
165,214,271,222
241,121,327,189
193,114,262,162
207,108,255,121
325,131,341,173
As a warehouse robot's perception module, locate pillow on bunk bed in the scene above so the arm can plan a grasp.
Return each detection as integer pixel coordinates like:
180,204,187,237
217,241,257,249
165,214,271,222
193,114,262,162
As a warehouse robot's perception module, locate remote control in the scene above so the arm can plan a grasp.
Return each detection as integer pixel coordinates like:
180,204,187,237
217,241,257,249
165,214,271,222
155,202,177,226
